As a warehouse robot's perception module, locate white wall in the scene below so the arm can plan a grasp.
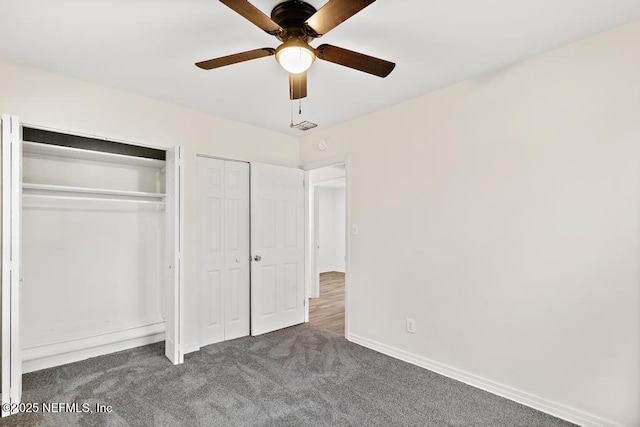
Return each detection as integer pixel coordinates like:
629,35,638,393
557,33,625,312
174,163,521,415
299,21,640,427
316,186,346,273
0,59,299,353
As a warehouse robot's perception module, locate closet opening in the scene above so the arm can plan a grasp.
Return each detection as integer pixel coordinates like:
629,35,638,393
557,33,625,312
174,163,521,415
19,125,183,373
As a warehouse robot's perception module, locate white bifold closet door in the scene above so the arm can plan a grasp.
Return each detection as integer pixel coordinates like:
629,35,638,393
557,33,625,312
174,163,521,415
197,156,250,346
165,146,184,365
250,163,304,336
1,115,22,416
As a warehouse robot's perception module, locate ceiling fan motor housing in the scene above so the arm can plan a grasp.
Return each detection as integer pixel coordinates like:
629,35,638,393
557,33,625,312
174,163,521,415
271,0,317,42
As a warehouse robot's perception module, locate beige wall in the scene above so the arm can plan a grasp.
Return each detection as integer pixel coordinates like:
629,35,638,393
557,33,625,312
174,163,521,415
0,60,299,351
299,21,640,426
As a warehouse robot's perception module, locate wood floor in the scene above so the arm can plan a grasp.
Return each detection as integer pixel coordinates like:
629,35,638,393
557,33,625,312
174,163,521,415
309,271,345,336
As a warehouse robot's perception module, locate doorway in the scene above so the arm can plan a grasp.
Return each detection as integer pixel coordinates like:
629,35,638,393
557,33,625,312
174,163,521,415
304,157,349,337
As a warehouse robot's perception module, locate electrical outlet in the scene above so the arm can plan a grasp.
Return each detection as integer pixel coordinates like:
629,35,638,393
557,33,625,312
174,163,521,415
406,318,416,334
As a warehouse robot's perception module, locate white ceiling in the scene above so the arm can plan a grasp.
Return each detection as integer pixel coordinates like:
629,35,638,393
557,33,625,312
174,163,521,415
1,1,639,137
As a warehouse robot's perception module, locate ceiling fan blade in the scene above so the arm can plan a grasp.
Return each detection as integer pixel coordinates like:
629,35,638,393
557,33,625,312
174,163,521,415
305,0,376,37
196,48,275,70
289,72,308,100
316,44,395,77
219,0,283,35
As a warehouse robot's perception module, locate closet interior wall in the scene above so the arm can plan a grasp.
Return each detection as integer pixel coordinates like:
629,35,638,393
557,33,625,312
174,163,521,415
21,136,168,372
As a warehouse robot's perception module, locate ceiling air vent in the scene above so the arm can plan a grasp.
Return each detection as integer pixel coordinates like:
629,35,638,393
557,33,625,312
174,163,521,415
290,121,318,131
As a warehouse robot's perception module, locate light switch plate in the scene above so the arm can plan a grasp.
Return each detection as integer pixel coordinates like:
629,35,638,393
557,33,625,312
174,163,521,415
351,224,359,236
406,318,416,334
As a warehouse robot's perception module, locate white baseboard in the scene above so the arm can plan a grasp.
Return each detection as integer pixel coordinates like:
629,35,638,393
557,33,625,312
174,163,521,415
347,333,619,427
23,322,166,373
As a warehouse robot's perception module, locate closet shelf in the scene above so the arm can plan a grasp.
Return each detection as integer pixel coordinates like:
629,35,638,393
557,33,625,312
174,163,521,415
23,193,165,207
23,141,166,168
23,183,165,199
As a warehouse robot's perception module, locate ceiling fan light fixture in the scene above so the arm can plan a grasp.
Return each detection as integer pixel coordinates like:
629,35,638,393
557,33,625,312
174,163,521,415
199,0,396,103
276,39,315,74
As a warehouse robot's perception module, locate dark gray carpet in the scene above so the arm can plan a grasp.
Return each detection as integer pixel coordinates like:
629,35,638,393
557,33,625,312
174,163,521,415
0,325,573,426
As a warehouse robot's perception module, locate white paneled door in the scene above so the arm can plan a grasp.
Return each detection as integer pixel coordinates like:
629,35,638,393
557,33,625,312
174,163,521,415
250,163,305,336
224,161,250,339
1,115,22,416
197,157,250,346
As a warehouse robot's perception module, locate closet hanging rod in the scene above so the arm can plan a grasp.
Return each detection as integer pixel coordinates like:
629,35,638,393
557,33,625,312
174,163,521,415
23,194,166,206
22,183,165,199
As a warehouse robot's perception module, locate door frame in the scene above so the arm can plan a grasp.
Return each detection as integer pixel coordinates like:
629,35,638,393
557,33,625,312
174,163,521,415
302,155,350,337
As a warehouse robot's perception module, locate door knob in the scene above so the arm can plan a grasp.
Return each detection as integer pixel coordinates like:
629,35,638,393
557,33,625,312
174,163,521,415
254,255,262,261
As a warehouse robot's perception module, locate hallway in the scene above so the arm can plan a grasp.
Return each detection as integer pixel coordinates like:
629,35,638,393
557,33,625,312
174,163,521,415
308,272,345,336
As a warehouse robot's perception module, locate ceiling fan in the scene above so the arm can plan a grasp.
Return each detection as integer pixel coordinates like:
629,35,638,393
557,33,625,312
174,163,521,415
196,0,395,100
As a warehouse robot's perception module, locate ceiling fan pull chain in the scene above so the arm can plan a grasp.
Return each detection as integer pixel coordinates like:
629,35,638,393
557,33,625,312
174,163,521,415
290,100,294,128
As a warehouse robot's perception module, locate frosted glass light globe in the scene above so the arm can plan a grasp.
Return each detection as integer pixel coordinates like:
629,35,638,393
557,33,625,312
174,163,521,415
276,43,315,74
